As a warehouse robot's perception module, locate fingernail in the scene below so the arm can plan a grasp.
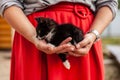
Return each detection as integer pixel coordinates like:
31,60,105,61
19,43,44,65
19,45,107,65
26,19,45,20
67,44,71,47
69,37,72,40
71,48,74,51
76,45,80,49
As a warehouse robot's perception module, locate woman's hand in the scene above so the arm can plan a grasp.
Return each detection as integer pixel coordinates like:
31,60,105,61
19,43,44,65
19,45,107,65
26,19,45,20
34,37,75,54
68,6,114,57
68,33,96,57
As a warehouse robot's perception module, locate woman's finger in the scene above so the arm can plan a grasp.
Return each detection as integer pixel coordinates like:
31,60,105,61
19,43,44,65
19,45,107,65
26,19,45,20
56,46,75,54
69,51,81,57
78,39,90,48
75,43,92,55
60,37,72,45
52,43,73,53
76,34,93,48
37,41,73,54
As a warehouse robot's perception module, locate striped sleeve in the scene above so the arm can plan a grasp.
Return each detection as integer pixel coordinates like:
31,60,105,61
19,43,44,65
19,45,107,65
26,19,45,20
0,0,23,16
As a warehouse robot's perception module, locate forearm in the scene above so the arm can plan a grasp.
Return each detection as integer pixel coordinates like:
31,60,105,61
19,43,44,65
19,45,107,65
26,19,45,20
3,5,76,54
74,6,114,55
3,6,36,44
90,6,113,34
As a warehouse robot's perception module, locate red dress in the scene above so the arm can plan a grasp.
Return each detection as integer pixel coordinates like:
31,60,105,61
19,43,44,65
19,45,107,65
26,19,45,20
10,2,104,80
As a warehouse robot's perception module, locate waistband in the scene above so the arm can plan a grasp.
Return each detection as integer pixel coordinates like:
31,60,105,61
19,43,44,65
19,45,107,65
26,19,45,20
41,2,93,19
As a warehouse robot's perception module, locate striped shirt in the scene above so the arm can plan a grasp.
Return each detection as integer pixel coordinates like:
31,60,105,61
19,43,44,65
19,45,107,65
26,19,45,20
0,0,118,18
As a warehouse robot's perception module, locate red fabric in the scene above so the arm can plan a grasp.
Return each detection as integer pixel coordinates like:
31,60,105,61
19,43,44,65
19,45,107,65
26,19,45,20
10,2,104,80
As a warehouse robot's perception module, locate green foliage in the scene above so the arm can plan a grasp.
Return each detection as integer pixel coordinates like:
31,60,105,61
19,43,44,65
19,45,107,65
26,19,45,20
102,37,120,45
118,0,120,8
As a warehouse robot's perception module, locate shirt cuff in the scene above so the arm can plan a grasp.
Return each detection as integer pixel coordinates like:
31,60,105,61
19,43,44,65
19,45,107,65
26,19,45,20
0,0,23,17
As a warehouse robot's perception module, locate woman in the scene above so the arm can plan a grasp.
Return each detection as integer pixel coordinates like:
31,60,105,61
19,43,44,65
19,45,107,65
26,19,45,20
0,0,118,80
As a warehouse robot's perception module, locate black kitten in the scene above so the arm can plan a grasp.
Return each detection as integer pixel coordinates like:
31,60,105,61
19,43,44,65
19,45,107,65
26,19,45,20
36,17,84,69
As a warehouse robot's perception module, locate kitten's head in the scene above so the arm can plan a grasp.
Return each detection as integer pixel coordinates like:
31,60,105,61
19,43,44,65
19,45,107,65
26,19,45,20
36,17,58,40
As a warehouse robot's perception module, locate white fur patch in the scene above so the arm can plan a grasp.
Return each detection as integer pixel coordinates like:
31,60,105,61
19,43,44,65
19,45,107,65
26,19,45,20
63,60,70,70
47,43,55,47
38,36,42,40
45,28,55,42
45,31,55,42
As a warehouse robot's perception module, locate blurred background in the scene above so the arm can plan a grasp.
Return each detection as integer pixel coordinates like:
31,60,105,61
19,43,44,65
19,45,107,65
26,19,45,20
0,1,120,80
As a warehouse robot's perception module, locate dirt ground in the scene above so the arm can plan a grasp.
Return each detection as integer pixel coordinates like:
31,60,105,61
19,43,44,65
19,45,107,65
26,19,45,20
0,51,11,80
104,59,120,80
0,51,120,80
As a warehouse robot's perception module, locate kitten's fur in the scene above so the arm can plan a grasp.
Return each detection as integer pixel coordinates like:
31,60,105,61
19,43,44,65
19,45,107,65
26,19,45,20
36,17,84,69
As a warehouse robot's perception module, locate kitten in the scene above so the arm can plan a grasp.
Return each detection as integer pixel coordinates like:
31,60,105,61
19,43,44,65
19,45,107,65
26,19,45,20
36,17,84,69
